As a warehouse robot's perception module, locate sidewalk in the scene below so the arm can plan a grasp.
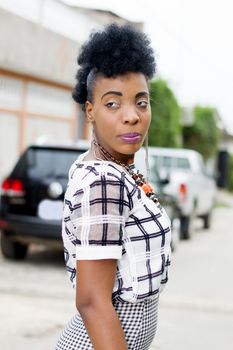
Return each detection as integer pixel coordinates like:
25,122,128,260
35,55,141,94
216,189,233,207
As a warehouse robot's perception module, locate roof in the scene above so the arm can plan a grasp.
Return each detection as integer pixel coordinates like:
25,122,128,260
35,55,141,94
59,0,143,28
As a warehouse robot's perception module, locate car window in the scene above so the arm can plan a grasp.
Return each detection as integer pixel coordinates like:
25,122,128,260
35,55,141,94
150,155,173,169
16,148,84,179
175,157,190,169
151,155,190,170
162,156,173,168
149,156,162,184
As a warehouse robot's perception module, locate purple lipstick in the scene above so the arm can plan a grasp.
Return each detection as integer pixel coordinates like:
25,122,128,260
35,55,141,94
119,132,141,144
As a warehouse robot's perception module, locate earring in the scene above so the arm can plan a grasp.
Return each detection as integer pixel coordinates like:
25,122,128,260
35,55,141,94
144,133,150,183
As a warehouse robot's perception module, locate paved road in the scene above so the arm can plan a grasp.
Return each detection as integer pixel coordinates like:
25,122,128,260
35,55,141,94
151,206,233,350
0,199,233,349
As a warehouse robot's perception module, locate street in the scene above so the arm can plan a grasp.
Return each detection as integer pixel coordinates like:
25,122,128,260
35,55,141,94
0,194,233,350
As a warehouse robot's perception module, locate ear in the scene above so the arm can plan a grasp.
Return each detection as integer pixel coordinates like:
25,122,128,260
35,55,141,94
85,101,95,123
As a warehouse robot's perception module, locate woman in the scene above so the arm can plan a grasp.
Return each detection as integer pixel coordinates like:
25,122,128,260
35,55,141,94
56,24,171,350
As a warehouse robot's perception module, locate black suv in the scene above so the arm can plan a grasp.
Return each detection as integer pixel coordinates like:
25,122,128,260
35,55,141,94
0,144,87,260
0,144,180,260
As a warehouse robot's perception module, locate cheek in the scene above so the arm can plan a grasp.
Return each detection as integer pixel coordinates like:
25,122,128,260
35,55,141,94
92,108,115,132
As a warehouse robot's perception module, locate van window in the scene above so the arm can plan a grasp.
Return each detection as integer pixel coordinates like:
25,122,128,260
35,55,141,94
176,157,190,169
150,155,173,168
162,156,173,168
150,155,190,170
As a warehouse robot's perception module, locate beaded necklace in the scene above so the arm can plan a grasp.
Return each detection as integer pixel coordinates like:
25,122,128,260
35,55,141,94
92,139,162,208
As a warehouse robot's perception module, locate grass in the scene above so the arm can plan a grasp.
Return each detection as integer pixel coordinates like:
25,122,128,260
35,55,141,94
214,202,231,208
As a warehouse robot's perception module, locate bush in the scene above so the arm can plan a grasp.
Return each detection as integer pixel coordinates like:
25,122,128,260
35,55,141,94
183,106,220,161
148,80,181,148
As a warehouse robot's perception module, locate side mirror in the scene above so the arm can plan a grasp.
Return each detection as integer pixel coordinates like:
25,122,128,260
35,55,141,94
160,177,170,185
158,169,170,185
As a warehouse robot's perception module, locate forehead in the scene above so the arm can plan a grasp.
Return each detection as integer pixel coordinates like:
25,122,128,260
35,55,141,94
93,72,149,97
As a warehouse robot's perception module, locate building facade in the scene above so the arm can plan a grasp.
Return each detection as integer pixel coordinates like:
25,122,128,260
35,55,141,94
0,0,142,180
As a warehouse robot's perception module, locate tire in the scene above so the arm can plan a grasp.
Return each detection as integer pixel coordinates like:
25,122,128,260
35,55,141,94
180,214,195,240
180,200,197,240
0,232,28,260
202,211,212,229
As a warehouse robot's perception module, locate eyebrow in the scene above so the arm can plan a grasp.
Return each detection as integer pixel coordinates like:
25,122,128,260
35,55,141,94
101,90,149,100
101,91,122,100
135,91,149,99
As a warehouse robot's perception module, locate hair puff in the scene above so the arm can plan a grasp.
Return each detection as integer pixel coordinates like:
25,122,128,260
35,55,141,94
72,23,156,105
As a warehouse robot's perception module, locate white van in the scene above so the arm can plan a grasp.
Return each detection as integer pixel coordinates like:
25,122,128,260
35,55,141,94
135,147,216,239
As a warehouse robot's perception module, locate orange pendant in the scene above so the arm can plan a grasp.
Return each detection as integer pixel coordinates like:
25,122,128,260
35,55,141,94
141,183,154,194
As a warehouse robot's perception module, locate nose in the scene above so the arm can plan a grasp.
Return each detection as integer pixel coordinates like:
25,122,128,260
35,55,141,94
122,105,140,125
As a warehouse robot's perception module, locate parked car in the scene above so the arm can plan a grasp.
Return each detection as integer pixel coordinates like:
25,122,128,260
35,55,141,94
0,143,180,260
0,143,88,260
136,147,216,239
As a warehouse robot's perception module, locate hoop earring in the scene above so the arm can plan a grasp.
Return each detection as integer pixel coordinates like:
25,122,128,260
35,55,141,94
144,133,150,183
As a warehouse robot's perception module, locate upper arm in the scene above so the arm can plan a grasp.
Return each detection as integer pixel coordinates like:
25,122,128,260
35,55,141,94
69,173,129,260
76,259,117,309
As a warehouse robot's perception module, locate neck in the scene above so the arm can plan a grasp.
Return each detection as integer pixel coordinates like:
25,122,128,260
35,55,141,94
92,139,134,168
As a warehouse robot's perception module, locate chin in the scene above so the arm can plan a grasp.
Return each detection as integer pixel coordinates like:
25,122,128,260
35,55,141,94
119,143,142,155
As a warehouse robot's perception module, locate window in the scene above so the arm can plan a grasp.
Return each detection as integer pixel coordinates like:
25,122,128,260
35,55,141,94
150,154,190,171
175,157,190,169
13,147,84,180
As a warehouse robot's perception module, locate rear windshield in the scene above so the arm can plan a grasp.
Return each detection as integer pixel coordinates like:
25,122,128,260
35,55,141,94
13,147,85,179
151,155,190,170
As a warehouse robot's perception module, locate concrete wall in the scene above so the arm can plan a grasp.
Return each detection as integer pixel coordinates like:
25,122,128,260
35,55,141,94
0,1,143,87
0,0,143,44
0,7,79,86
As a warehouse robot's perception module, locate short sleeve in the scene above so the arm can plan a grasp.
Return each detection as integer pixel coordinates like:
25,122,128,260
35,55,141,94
160,252,171,292
69,173,129,260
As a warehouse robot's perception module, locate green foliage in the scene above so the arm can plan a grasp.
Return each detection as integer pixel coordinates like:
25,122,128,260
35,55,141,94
182,106,220,160
228,154,233,192
148,79,181,147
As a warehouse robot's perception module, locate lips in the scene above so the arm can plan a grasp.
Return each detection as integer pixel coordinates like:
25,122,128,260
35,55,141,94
119,132,142,144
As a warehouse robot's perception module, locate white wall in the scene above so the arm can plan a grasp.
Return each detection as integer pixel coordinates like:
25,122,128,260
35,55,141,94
0,7,79,85
0,0,107,43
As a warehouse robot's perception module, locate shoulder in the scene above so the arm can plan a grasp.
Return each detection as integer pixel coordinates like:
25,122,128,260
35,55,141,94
66,161,139,211
65,161,136,216
68,160,135,190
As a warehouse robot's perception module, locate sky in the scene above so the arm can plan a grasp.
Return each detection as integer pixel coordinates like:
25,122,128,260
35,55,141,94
64,0,233,133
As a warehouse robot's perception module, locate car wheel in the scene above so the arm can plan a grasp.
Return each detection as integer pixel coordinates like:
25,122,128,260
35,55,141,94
180,201,197,240
202,211,212,229
180,213,195,240
0,232,28,260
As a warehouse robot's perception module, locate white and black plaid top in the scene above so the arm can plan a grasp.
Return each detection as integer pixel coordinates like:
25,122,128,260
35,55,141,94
62,153,171,303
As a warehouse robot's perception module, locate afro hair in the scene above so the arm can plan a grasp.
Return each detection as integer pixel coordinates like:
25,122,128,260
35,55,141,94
72,23,156,105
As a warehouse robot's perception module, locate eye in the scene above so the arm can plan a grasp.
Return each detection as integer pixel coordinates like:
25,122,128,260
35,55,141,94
105,101,120,109
137,100,149,108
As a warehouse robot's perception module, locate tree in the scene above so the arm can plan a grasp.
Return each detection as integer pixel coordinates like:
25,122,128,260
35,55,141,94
182,106,220,160
148,79,181,148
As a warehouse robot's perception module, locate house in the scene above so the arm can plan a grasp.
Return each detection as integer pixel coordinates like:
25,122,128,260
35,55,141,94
0,0,142,180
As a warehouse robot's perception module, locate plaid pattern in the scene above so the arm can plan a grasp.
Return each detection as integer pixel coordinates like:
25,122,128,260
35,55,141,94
62,155,171,303
55,297,159,350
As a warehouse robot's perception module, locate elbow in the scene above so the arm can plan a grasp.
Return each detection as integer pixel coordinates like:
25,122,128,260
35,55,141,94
76,295,95,315
76,294,112,317
76,297,87,314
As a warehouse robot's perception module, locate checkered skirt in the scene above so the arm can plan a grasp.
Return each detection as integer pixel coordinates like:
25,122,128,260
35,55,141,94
55,297,159,350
